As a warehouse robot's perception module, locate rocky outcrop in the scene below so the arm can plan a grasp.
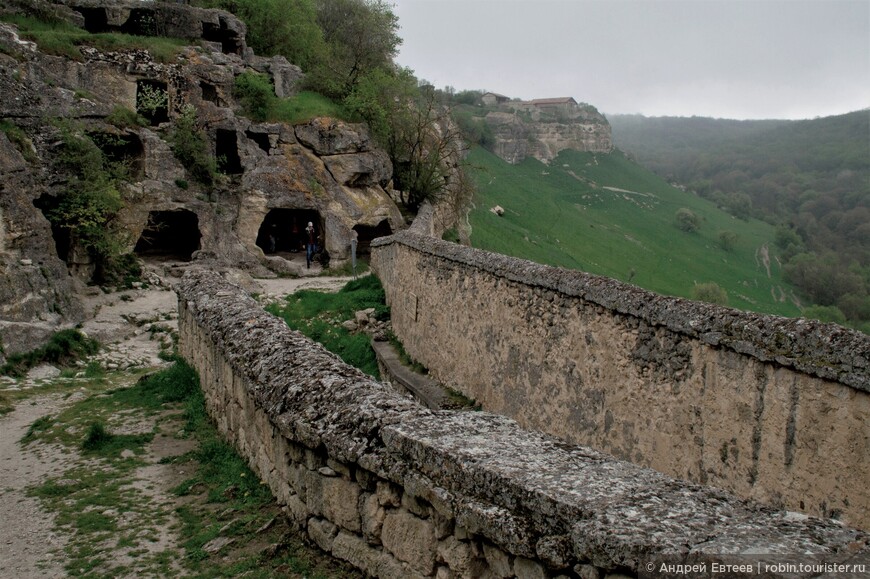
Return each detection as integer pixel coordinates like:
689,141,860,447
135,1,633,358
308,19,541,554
485,102,612,164
0,1,405,356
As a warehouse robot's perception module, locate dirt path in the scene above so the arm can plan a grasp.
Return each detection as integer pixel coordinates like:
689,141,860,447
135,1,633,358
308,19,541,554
0,270,355,576
0,395,71,578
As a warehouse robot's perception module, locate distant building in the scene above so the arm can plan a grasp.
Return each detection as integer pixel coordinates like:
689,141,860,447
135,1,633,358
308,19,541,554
481,92,510,106
526,97,578,112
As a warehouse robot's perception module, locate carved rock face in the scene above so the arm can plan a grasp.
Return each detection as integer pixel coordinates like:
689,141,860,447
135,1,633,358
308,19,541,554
0,1,405,355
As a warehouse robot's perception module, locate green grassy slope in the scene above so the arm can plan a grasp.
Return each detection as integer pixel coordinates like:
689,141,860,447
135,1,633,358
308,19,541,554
468,147,802,317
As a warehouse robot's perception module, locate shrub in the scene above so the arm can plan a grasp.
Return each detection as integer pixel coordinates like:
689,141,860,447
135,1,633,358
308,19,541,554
691,282,728,305
233,71,274,122
169,105,216,186
105,106,147,129
718,230,738,252
675,208,701,232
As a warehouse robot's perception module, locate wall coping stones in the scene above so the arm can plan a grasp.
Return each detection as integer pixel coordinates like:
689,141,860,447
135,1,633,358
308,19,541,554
177,270,869,575
371,231,870,392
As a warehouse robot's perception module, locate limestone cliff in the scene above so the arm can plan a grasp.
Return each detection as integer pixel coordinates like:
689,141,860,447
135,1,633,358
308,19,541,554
0,0,405,359
485,99,612,164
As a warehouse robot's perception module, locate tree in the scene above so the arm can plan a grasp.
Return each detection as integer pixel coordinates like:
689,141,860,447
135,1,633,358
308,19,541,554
345,70,470,212
195,0,325,70
310,0,401,98
674,208,701,233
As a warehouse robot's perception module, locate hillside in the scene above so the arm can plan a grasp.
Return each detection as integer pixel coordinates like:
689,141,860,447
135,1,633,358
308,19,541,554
608,111,870,330
467,147,802,317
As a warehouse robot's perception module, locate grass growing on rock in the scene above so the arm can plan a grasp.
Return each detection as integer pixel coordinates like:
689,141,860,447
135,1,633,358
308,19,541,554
266,274,388,377
1,329,100,378
1,15,189,62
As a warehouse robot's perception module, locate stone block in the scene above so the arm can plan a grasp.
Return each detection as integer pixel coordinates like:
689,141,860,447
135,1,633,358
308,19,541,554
515,557,547,579
355,468,377,491
322,476,362,532
437,535,486,578
402,491,429,517
381,511,437,576
360,492,385,544
574,565,601,579
432,510,454,539
483,542,513,578
377,552,429,579
285,493,308,528
307,517,338,553
332,531,380,576
536,534,572,570
376,481,401,507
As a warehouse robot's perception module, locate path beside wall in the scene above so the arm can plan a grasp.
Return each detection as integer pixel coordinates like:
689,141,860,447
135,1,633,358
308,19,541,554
371,231,870,530
177,270,868,578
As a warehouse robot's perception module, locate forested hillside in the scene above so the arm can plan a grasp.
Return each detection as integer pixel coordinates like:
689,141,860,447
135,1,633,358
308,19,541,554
610,111,870,331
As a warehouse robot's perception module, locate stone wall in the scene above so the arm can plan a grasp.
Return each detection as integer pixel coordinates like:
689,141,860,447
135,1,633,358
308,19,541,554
371,231,870,530
177,270,868,578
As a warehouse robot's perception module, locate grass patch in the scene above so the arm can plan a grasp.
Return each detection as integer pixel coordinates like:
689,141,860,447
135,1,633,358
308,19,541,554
266,275,387,376
0,119,37,162
22,414,55,443
271,91,350,124
1,15,189,63
1,329,99,377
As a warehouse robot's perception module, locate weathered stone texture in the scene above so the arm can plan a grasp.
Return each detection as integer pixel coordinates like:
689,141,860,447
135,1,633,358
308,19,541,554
371,231,870,530
177,270,869,578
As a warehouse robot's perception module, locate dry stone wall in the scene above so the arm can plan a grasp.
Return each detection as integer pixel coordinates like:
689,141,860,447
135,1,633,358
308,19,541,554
371,232,870,530
177,270,868,579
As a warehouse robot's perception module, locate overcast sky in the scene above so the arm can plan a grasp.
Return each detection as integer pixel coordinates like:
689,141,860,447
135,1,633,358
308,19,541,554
392,0,870,120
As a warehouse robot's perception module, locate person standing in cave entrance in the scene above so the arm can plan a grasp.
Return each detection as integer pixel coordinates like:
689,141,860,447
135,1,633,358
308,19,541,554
305,221,316,269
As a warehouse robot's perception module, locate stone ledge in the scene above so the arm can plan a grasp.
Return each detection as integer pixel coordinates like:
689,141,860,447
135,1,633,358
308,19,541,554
176,269,870,575
372,231,870,392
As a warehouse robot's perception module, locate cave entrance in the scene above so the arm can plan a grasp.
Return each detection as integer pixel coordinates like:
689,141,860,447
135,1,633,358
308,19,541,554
256,209,321,255
200,81,219,105
353,220,393,257
134,210,201,261
245,129,271,153
88,132,145,180
77,8,110,33
202,17,243,55
121,8,161,36
216,129,243,174
136,80,169,126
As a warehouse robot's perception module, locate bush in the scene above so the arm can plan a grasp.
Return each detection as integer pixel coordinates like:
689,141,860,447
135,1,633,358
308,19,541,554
169,105,216,186
691,282,728,305
675,208,701,233
233,72,274,122
718,230,738,252
802,305,847,325
105,106,147,129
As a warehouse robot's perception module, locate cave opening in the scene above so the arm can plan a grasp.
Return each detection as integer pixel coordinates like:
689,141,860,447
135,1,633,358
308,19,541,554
202,18,243,55
76,8,110,33
245,130,271,154
216,129,243,174
353,220,393,256
134,210,201,261
120,8,161,36
136,80,169,126
200,81,219,105
87,132,145,180
256,208,321,255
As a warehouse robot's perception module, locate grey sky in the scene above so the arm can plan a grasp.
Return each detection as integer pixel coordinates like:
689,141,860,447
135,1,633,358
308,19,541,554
392,0,870,120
